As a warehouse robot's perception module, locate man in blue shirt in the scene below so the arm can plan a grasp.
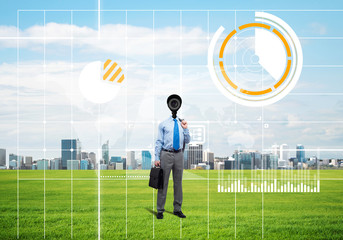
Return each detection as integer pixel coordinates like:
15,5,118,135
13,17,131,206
154,105,190,220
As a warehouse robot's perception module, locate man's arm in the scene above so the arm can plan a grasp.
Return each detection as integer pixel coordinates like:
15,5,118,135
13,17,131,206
181,120,191,144
155,123,164,162
183,128,191,144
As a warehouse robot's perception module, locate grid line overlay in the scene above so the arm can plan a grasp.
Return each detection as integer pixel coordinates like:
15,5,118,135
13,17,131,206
13,8,342,240
16,9,19,240
70,10,74,239
43,10,46,238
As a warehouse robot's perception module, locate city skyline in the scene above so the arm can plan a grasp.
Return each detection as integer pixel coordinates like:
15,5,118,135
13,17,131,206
1,137,341,170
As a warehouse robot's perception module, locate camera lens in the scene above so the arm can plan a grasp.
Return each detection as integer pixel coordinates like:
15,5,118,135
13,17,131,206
167,94,182,112
170,99,180,110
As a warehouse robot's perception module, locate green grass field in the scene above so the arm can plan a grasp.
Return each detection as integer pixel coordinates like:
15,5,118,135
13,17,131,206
0,170,342,239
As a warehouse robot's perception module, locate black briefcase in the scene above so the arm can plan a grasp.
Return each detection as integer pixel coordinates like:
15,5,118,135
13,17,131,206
149,167,163,189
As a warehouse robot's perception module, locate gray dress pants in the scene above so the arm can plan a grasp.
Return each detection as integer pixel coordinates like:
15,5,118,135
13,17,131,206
157,150,183,213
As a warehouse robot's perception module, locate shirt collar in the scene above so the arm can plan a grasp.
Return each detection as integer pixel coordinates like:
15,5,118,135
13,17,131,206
169,115,178,121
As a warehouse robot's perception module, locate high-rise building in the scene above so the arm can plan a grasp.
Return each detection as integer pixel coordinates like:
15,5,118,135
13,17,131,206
203,151,214,163
89,152,96,169
80,159,89,170
81,151,89,160
187,144,203,169
37,159,49,170
126,151,136,170
110,156,122,163
102,140,109,164
271,144,280,159
53,158,61,170
252,152,262,169
115,162,123,170
9,160,17,169
100,164,108,170
122,157,127,170
289,157,298,168
296,144,305,163
67,160,79,170
9,154,24,169
204,151,214,169
270,154,279,169
25,156,33,169
142,151,152,170
214,161,224,170
239,151,252,169
0,148,6,166
224,157,235,169
50,159,55,170
61,139,81,170
233,150,261,169
279,144,289,168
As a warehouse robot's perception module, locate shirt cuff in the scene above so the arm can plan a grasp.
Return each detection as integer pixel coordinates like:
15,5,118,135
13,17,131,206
183,128,189,134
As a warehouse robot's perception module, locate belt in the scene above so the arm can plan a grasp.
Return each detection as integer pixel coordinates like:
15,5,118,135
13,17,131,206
162,148,182,153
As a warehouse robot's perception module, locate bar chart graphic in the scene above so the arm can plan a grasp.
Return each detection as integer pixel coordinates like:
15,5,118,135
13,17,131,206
217,169,320,193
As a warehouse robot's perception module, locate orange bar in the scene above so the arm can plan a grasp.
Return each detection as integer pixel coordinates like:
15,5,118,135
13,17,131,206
274,60,292,89
240,88,272,96
238,23,271,31
109,67,122,82
117,74,125,83
219,29,237,58
103,62,118,80
273,29,291,57
219,61,238,90
104,59,111,69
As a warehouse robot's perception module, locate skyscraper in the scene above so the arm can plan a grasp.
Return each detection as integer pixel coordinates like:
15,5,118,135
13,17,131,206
52,157,61,170
89,152,96,169
126,151,136,170
142,150,152,170
37,159,49,170
270,153,278,169
9,153,24,169
102,140,109,164
279,144,289,168
110,156,122,163
203,151,214,169
122,157,127,170
203,151,214,163
0,148,6,166
80,159,89,170
61,139,81,170
296,144,305,163
271,144,280,159
81,151,89,160
67,160,79,170
187,144,203,169
233,150,261,169
25,156,33,170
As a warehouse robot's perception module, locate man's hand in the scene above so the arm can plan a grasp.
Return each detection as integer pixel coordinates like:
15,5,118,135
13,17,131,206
181,120,188,129
154,160,160,167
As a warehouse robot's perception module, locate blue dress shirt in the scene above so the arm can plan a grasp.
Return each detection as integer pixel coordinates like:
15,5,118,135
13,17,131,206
155,116,191,161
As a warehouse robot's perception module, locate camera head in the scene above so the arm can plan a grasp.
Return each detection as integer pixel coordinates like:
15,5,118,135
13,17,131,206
167,94,182,119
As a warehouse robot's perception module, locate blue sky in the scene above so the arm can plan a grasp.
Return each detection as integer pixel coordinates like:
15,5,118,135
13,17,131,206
1,0,343,165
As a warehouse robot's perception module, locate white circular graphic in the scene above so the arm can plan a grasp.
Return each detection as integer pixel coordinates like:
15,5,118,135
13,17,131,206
208,12,303,107
79,61,122,104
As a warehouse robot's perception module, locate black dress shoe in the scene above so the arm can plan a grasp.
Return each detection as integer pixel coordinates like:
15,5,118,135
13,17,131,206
157,212,163,219
173,211,186,218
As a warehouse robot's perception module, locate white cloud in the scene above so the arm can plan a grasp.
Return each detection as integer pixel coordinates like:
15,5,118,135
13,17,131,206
309,22,327,35
1,23,209,58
